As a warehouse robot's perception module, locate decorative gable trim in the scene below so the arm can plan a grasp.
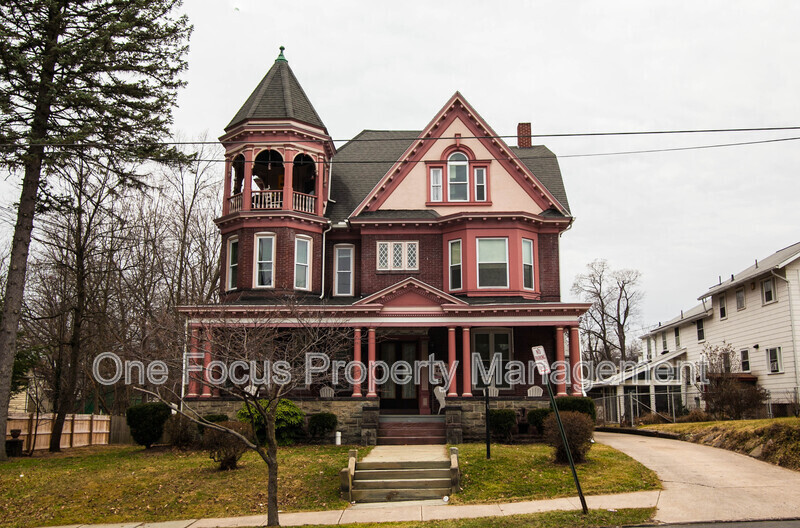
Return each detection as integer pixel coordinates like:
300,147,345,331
353,277,469,307
350,92,570,218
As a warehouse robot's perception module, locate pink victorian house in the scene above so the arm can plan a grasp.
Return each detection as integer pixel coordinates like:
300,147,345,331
180,49,589,444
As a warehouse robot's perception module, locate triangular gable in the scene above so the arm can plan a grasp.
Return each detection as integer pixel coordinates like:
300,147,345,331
351,92,570,218
354,277,468,307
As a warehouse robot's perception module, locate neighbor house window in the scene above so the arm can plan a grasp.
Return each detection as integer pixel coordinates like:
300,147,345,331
661,331,667,352
522,238,534,289
762,278,776,304
696,319,705,341
474,167,487,201
254,234,275,288
294,237,311,290
477,238,508,288
472,329,512,389
740,349,750,372
334,245,354,296
430,167,443,202
767,347,783,373
376,241,418,271
227,237,239,290
736,287,746,310
449,239,462,290
646,337,652,358
674,327,681,348
447,152,469,201
719,293,727,319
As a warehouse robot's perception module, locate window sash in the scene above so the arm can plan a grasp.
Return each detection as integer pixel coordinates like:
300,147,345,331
736,288,746,310
477,238,508,288
294,238,310,290
474,167,486,201
448,154,469,201
740,349,750,372
255,236,274,287
661,332,667,351
719,294,727,319
674,327,680,348
522,238,534,289
762,279,775,303
430,168,443,202
334,246,353,296
449,239,462,290
767,347,782,373
696,320,705,341
377,241,418,271
228,239,238,290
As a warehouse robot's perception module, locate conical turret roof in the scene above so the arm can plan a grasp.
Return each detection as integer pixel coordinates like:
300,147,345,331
226,47,326,131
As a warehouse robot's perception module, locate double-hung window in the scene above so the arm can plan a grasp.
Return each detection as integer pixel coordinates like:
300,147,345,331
447,153,469,201
377,241,418,271
736,287,746,310
719,293,727,319
254,234,275,288
762,278,776,304
227,237,239,290
474,167,487,201
740,349,750,372
767,347,783,373
430,168,443,202
294,237,311,290
696,319,705,341
334,245,354,296
522,238,534,289
661,331,668,352
449,239,462,290
674,327,681,348
477,238,508,288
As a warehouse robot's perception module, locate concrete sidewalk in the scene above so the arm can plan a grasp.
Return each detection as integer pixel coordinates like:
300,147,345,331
42,490,660,528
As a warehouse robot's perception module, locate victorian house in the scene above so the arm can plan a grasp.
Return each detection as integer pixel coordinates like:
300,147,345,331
180,49,590,443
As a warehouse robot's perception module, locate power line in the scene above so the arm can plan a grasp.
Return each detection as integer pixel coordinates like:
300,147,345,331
3,125,800,148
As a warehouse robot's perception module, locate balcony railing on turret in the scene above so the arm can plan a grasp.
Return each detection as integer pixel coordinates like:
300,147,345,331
227,190,317,214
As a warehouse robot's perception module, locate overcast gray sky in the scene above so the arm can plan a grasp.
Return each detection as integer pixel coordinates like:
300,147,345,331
169,1,800,328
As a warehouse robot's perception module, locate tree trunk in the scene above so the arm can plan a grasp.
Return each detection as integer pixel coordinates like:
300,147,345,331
266,405,280,526
0,0,65,461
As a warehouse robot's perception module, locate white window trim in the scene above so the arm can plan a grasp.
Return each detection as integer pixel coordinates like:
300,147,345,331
696,319,705,342
333,244,354,297
521,238,534,290
471,328,514,390
227,236,239,291
430,167,443,202
476,237,509,289
376,241,419,271
253,232,276,289
447,153,469,202
294,236,312,291
474,167,487,202
449,239,462,291
719,293,727,320
762,278,777,305
740,349,751,372
736,287,746,311
766,347,783,374
674,327,681,348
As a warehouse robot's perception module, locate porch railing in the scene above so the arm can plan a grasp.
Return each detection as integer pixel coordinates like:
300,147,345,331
228,193,243,213
292,191,316,214
252,190,283,210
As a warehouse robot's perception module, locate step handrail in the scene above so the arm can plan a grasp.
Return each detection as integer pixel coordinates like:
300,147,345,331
340,448,357,502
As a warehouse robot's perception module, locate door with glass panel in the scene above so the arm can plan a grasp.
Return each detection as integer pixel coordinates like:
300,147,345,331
378,341,418,411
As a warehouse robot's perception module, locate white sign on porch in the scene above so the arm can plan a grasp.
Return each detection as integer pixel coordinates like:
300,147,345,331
531,346,551,376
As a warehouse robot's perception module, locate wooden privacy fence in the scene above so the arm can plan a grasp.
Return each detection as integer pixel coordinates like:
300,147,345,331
5,413,111,451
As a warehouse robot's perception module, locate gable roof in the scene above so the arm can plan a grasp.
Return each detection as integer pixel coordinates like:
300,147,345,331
642,302,711,337
509,146,571,214
353,277,468,306
700,241,800,299
226,51,326,131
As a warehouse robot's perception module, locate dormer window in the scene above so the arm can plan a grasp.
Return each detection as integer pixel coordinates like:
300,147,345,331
427,148,490,205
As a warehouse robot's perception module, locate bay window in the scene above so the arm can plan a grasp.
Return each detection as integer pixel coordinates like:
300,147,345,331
477,238,508,288
227,237,239,290
254,234,274,288
449,239,462,290
522,238,534,289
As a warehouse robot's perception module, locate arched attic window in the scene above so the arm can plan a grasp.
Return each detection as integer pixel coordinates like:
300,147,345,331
253,150,284,190
293,154,316,195
447,152,469,201
231,154,245,194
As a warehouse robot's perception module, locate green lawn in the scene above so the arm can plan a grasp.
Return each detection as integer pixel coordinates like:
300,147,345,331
306,508,656,528
453,443,660,504
0,444,361,528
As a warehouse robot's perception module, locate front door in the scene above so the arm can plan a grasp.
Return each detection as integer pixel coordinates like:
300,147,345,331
379,341,418,411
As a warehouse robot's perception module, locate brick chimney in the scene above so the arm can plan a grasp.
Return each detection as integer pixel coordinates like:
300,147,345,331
517,122,532,148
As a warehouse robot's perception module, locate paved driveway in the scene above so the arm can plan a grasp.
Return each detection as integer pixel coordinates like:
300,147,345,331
595,432,800,523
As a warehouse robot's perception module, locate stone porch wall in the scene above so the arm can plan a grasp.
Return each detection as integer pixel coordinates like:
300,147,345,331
446,397,549,441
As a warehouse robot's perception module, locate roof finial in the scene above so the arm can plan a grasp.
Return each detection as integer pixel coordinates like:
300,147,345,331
276,46,287,62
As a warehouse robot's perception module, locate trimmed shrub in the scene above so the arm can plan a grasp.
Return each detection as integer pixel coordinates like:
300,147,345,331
555,396,597,421
126,402,172,448
203,420,254,470
164,414,198,449
543,411,594,463
237,399,306,445
676,409,713,423
308,412,338,439
197,413,229,436
488,409,517,442
527,408,553,435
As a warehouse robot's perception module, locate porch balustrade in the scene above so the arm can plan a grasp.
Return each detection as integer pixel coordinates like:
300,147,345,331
292,191,316,214
228,193,243,212
252,190,283,210
226,190,317,214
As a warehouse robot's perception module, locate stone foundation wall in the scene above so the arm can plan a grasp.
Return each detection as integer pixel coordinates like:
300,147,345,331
447,397,549,441
185,398,373,444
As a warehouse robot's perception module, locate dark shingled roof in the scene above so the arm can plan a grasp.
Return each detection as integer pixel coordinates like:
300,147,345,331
327,130,418,223
509,146,571,214
226,57,326,131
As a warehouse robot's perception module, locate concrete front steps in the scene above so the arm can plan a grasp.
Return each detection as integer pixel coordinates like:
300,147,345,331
351,460,451,502
377,415,446,445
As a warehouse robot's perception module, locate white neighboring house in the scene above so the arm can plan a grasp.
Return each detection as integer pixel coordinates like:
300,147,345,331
592,241,800,422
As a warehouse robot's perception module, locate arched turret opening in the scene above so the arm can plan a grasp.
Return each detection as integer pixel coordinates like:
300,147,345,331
253,150,284,190
231,154,245,195
293,154,316,195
